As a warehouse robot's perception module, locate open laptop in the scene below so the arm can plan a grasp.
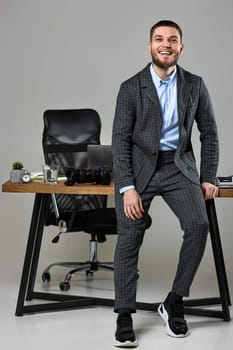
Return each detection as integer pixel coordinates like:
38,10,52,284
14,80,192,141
87,144,113,170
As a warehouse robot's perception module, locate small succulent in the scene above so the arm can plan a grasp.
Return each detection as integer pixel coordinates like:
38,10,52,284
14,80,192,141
12,161,24,170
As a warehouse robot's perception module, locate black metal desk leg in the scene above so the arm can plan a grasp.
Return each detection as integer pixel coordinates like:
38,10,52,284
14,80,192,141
205,199,231,321
25,194,50,300
15,194,44,316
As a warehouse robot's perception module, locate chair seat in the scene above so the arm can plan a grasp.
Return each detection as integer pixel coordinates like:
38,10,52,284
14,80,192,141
45,207,117,243
77,207,117,235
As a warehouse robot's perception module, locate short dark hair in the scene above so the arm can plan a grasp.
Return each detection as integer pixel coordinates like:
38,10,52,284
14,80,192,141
150,20,183,42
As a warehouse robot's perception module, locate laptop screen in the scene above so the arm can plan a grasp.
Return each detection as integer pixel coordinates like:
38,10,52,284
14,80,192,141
87,145,113,170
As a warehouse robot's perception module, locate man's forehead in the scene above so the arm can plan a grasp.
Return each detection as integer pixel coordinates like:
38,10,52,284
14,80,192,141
152,26,180,37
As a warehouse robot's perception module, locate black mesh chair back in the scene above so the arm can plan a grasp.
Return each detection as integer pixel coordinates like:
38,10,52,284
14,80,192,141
43,108,101,174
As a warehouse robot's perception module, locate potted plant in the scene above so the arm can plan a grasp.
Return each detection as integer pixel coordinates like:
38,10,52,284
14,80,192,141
10,161,24,183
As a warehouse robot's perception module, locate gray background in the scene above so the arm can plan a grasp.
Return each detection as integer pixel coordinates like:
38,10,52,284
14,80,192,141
0,0,232,299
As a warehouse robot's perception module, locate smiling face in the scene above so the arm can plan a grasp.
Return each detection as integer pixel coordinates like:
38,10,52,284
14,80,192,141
149,26,184,72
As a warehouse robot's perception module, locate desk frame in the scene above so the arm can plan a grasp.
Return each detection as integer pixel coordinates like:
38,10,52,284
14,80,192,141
2,181,231,320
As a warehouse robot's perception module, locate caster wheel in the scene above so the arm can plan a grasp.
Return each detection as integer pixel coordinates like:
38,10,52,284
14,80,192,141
42,272,51,282
59,281,70,291
86,270,94,277
86,270,94,280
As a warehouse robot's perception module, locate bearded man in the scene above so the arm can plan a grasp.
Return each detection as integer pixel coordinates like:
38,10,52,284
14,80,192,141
112,20,219,347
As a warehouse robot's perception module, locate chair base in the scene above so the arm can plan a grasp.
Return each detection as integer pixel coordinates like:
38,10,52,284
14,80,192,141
42,237,114,291
42,260,114,291
60,261,114,291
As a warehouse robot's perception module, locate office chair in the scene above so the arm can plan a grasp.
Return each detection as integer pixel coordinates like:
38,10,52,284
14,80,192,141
41,108,152,291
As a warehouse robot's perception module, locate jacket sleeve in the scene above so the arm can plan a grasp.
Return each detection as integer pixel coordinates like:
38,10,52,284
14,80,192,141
195,78,219,184
112,82,136,190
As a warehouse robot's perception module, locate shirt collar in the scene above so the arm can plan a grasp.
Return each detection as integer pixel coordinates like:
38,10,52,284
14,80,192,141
150,63,177,88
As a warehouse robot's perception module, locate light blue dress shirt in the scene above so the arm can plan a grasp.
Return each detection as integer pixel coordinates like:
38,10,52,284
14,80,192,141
120,64,179,194
150,63,179,150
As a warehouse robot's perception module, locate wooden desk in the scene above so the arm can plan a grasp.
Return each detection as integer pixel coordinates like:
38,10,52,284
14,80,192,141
2,180,115,195
2,181,231,320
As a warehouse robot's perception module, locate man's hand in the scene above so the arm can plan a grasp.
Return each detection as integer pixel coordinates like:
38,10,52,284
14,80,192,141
201,182,219,200
123,189,144,220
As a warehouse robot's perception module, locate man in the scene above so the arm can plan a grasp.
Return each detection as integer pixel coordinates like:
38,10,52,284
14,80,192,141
112,20,219,347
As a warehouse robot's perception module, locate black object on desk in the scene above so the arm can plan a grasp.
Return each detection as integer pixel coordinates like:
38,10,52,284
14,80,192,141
217,176,233,188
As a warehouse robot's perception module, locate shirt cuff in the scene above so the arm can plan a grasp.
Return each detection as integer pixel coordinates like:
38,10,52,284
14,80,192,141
119,185,135,194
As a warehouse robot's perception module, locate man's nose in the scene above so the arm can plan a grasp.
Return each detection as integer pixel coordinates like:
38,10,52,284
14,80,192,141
163,40,171,47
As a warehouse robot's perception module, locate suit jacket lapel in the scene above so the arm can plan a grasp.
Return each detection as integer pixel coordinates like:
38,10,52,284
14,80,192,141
139,64,161,109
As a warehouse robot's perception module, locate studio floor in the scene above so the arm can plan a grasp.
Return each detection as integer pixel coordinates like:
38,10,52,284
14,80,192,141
1,273,232,350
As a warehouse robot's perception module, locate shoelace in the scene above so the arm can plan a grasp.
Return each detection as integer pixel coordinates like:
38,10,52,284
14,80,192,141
118,314,132,327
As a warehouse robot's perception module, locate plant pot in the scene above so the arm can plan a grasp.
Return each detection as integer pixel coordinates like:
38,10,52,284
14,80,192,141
10,169,23,183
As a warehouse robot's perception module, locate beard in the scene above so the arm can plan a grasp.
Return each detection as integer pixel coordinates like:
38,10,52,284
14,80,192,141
151,51,180,69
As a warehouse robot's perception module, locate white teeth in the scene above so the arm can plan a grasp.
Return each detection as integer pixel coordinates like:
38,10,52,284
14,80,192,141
160,51,171,55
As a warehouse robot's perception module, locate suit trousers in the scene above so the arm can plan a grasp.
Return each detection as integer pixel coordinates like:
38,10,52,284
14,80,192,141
114,151,209,313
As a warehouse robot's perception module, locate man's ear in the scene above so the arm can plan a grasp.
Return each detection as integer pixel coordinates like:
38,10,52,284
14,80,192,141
180,43,184,54
148,42,151,53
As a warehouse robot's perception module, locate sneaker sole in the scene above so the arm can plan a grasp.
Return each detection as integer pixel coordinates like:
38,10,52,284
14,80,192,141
158,303,189,338
114,338,138,348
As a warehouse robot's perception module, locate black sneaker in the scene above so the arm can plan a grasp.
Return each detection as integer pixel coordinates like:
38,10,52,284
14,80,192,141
158,293,189,337
114,313,138,348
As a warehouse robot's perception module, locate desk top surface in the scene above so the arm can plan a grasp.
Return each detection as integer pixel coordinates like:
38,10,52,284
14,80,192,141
2,180,115,195
2,180,233,197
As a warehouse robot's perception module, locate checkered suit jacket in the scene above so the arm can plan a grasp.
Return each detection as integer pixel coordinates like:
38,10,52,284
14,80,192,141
112,63,219,194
